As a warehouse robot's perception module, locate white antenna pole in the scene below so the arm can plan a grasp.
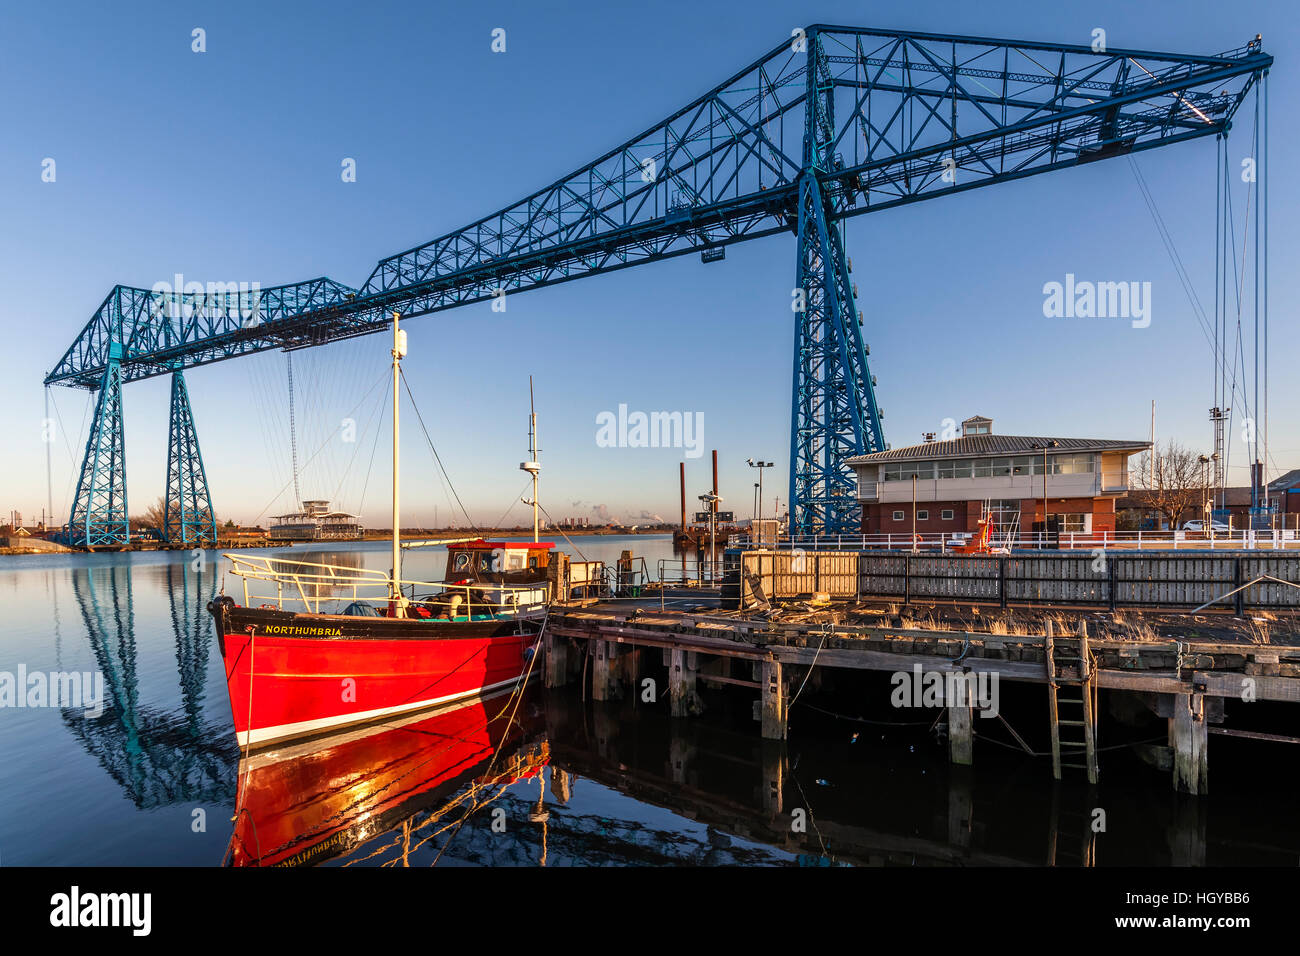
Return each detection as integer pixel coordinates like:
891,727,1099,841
521,376,541,543
530,378,539,542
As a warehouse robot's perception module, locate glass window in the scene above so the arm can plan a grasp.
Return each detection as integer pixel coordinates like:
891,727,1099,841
1051,453,1095,475
1012,456,1034,476
899,461,935,481
941,509,954,520
883,462,903,481
973,458,992,478
892,510,904,521
917,510,929,521
453,552,470,571
991,458,1012,477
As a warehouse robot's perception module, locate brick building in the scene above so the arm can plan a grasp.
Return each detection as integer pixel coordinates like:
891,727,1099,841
847,416,1149,536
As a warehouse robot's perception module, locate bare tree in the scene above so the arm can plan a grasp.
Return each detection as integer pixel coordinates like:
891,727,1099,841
1131,440,1207,530
128,496,166,530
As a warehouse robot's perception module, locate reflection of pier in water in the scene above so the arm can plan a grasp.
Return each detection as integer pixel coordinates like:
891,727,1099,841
59,563,238,808
538,697,1271,867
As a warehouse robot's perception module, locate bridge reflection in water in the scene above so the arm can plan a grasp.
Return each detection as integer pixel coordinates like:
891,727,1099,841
59,562,238,810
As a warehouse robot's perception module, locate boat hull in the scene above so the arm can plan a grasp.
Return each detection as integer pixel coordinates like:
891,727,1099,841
208,597,539,750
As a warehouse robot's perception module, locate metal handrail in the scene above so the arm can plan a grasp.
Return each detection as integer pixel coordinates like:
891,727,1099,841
728,529,1300,553
656,557,718,586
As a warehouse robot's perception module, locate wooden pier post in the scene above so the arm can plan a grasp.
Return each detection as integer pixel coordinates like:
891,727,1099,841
591,640,615,701
622,646,641,696
1172,692,1208,795
546,551,570,603
544,631,568,688
761,660,786,740
948,681,974,767
669,648,698,718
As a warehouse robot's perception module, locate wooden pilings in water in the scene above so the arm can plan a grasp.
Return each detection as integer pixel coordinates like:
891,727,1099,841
669,648,698,718
760,660,786,741
1172,692,1209,795
591,640,615,701
545,604,1298,794
544,630,568,689
948,691,973,766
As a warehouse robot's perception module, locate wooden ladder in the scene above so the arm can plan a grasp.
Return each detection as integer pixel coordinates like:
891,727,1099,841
1044,620,1098,784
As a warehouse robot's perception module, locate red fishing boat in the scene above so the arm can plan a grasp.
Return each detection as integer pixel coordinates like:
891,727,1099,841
209,311,557,751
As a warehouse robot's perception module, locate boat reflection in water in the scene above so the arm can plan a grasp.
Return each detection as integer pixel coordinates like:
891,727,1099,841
226,689,549,866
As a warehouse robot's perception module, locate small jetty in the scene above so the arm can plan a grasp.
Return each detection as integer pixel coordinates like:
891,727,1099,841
543,552,1300,796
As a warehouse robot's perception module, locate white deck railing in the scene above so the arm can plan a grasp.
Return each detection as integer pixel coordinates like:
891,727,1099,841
224,553,549,618
728,529,1300,553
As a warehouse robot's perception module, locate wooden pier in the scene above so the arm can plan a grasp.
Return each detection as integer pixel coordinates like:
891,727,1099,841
545,598,1300,795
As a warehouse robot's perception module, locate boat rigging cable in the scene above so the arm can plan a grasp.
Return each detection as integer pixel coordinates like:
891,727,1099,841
287,353,301,508
398,368,479,533
247,369,389,527
1128,73,1270,493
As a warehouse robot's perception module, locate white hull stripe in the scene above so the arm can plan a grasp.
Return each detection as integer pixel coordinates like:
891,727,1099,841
235,676,524,748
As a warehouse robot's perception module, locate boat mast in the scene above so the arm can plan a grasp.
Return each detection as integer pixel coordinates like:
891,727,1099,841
391,311,407,611
521,377,540,543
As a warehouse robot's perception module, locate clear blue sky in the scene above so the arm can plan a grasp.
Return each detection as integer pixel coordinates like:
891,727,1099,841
1,0,1294,528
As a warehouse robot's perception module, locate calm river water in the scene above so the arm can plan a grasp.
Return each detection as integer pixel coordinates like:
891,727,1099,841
1,534,1296,866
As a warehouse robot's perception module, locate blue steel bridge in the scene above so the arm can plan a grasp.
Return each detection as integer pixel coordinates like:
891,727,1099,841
43,25,1271,547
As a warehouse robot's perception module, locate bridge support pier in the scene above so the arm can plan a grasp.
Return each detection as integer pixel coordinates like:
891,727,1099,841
163,370,216,547
66,345,129,548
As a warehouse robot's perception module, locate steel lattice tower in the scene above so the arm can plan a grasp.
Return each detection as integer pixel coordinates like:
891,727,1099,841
163,371,217,546
67,344,129,547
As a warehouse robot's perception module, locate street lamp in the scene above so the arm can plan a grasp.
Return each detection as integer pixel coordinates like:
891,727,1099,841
1197,454,1218,534
746,459,774,525
1031,441,1060,546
